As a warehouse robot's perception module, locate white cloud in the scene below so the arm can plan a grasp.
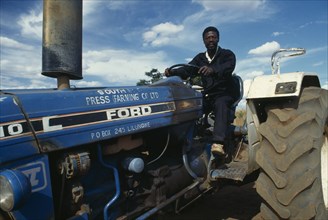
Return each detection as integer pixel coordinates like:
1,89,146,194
0,46,172,89
83,1,102,16
83,1,132,15
83,49,170,85
0,36,34,50
322,82,328,90
143,22,184,47
0,35,44,89
299,21,314,29
306,46,328,55
235,56,270,78
313,61,325,67
105,0,134,10
188,0,274,24
14,1,126,39
74,80,103,87
272,31,284,37
245,70,265,78
248,41,280,56
0,74,55,89
17,9,43,40
0,47,41,80
193,0,267,12
142,0,275,50
234,47,273,83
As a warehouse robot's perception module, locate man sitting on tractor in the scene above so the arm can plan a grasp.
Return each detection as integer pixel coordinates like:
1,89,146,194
165,26,236,156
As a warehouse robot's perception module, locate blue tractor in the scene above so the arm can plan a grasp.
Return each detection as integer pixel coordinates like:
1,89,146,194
0,0,234,219
1,0,327,220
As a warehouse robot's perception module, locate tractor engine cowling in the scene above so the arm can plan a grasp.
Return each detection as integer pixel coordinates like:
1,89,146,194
0,77,207,219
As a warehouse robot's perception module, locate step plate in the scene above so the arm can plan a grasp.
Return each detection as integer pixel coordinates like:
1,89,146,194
210,162,247,181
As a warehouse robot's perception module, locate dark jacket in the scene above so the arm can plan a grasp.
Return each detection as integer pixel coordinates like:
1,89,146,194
174,47,236,96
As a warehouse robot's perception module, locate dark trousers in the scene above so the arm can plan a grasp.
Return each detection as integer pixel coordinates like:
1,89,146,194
204,95,233,144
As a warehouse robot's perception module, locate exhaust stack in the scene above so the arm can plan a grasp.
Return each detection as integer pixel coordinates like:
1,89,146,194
42,0,83,89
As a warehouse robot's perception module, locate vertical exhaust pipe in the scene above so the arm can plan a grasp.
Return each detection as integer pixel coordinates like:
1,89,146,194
42,0,83,90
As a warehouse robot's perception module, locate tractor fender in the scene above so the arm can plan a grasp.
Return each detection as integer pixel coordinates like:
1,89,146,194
247,72,320,99
245,72,321,174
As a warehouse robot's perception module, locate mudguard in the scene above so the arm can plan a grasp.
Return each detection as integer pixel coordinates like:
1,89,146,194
246,72,320,99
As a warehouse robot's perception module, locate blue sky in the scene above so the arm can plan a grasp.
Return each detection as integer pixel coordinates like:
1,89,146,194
1,0,327,94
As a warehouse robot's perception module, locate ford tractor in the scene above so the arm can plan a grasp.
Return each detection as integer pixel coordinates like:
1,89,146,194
0,0,327,219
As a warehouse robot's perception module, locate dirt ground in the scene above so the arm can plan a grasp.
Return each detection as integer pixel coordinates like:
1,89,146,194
158,181,263,220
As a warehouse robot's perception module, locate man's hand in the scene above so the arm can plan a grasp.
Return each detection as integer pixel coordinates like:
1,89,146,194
198,66,214,76
164,68,171,77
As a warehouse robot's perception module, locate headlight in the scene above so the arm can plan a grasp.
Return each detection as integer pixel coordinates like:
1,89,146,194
0,170,31,212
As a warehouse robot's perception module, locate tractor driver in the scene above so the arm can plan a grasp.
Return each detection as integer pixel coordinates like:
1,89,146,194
164,26,236,156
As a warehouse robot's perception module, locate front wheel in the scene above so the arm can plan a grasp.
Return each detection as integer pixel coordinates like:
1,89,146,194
255,87,328,219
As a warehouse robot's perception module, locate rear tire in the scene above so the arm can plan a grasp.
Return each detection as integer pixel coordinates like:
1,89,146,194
255,87,328,219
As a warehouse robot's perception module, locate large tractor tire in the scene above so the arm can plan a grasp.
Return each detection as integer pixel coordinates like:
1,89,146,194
255,87,328,219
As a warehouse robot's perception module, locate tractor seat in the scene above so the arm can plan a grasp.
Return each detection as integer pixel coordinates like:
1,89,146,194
228,74,244,123
230,74,244,109
202,74,244,126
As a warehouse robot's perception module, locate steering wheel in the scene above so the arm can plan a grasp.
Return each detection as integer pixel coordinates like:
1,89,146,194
167,63,202,88
168,63,200,74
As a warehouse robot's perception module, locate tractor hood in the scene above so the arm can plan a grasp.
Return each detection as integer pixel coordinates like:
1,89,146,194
0,78,202,164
